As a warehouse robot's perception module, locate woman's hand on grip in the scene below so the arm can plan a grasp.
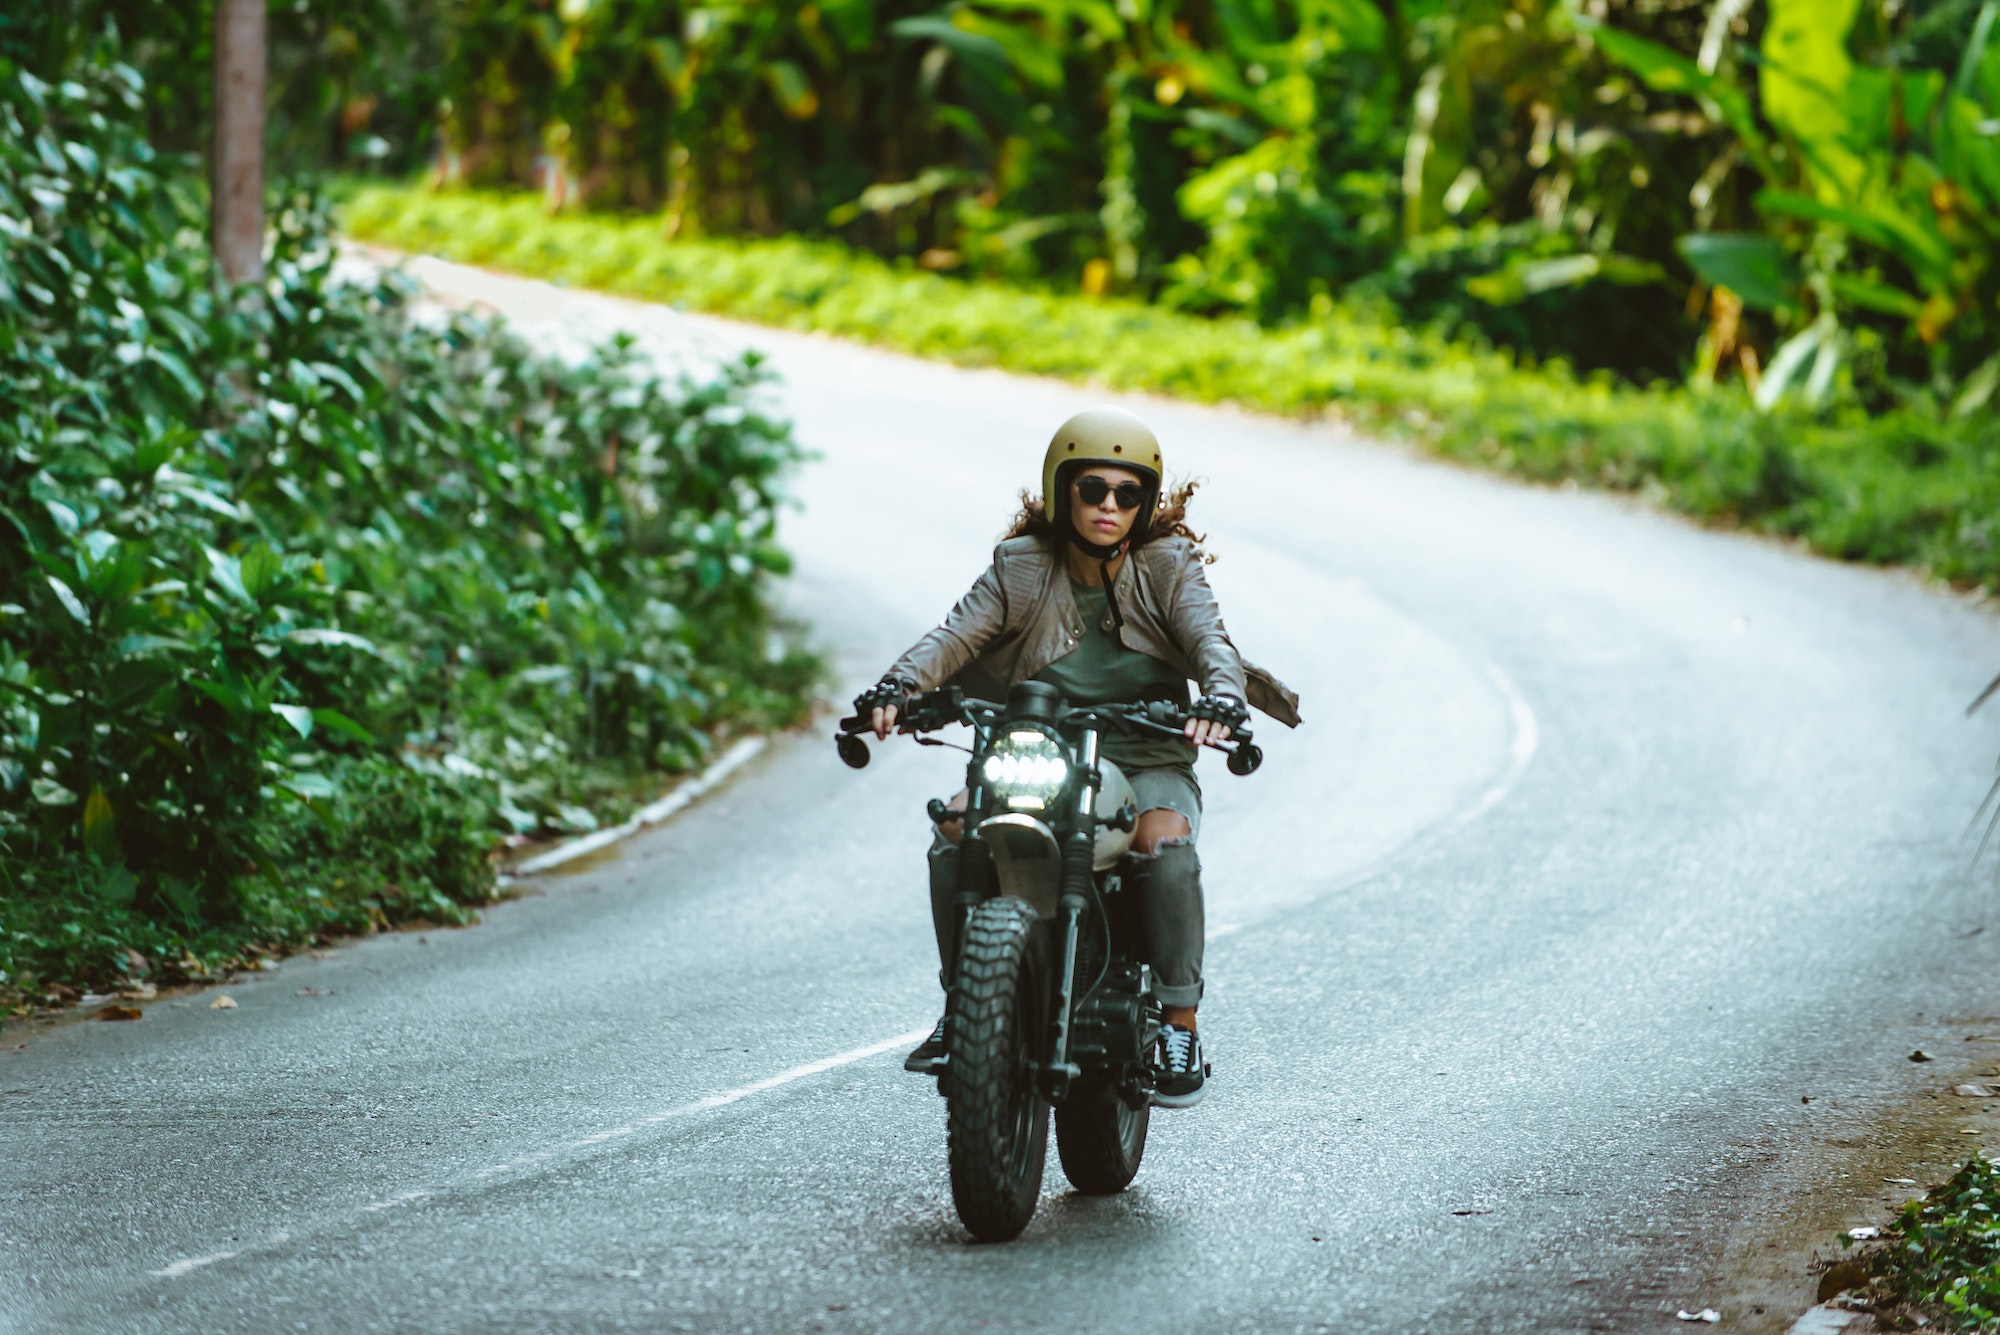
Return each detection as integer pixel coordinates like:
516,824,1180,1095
1185,694,1248,748
1184,716,1232,747
854,676,913,741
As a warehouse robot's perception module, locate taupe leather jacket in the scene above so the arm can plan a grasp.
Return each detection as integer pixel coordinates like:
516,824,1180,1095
887,536,1301,727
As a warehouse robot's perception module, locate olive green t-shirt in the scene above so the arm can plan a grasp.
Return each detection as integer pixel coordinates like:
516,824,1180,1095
1033,581,1196,770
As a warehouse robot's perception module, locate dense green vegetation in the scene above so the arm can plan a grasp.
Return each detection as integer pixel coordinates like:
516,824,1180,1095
0,52,812,1007
0,0,446,179
40,0,1999,412
1840,1154,2000,1328
345,184,2000,586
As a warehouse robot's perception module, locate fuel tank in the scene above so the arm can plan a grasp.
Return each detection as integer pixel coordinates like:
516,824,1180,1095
1092,760,1136,871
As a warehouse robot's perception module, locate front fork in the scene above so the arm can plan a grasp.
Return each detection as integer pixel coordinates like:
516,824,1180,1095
946,728,997,977
939,725,1103,1105
1043,728,1102,1102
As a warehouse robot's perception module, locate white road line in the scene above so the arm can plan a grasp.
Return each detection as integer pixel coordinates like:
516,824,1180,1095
1200,654,1540,956
149,1233,285,1278
150,1251,235,1279
513,736,768,875
361,1190,431,1213
1454,661,1540,828
549,1028,934,1153
149,1027,929,1280
643,1028,931,1121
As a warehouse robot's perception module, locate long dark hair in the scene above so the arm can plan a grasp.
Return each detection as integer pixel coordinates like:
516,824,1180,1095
1003,477,1212,563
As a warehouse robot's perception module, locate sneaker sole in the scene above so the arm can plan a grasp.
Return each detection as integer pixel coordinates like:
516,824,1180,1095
1150,1083,1205,1108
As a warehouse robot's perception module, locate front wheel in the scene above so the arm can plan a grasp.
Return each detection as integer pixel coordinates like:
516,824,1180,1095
1055,1080,1149,1194
946,897,1050,1242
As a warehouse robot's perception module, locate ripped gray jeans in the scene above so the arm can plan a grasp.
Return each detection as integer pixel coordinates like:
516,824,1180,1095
928,763,1205,1007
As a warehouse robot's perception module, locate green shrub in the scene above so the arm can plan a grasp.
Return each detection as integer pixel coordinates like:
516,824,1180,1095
1839,1154,2000,1329
0,54,815,1004
344,184,2000,589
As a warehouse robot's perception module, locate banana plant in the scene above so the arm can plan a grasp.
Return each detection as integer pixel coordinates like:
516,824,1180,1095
1591,0,2000,411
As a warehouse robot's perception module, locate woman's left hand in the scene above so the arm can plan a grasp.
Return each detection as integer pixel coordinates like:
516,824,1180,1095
1184,718,1233,747
1186,694,1246,748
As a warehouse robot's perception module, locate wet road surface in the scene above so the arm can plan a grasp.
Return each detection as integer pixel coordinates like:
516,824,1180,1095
7,256,2000,1333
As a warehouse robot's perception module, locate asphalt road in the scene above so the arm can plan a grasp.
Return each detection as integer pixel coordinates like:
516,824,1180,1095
8,257,2000,1334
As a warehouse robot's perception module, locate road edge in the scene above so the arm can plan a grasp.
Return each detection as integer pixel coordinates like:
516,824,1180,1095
507,735,769,877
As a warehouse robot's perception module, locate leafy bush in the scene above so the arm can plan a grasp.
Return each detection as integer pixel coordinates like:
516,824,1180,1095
344,183,2000,586
1837,1154,2000,1328
0,54,814,1004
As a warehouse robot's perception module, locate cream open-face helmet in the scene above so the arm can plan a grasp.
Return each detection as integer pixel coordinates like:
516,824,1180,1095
1040,407,1164,547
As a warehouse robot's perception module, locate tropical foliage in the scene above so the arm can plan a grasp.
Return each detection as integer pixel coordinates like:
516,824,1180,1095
14,0,1996,402
352,0,1995,404
1586,0,2000,411
418,0,1710,376
0,49,812,1002
0,0,447,175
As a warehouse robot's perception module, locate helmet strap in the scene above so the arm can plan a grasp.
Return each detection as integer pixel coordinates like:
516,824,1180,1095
1098,555,1127,635
1066,529,1126,561
1058,529,1131,635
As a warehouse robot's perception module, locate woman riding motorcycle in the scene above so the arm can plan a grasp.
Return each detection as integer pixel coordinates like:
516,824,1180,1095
856,406,1300,1108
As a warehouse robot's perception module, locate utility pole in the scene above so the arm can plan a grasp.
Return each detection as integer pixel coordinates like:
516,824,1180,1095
211,0,266,285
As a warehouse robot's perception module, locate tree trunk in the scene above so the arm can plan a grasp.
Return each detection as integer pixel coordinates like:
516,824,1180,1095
211,0,266,286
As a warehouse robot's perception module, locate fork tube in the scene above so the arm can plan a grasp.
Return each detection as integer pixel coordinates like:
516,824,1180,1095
1046,727,1101,1093
1074,728,1100,822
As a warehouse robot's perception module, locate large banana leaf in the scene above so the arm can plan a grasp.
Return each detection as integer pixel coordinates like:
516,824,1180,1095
1676,233,1800,312
1762,0,1865,198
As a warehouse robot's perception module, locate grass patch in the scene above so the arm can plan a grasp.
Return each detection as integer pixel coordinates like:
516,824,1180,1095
342,184,2000,589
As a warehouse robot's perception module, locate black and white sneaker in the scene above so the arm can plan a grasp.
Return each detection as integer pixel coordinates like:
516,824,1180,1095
1152,1023,1207,1108
903,1016,947,1073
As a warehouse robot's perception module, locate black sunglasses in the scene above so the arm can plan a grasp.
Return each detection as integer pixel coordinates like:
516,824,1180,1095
1073,476,1147,511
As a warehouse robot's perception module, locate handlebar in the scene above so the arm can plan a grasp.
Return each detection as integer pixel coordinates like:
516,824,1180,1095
834,687,1262,776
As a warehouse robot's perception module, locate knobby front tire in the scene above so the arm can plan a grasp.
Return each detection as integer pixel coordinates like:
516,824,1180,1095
946,896,1050,1242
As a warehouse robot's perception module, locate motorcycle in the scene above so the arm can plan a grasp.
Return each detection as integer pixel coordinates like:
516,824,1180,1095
836,679,1261,1241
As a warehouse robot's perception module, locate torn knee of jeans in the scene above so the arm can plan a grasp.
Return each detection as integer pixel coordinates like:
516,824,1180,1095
1128,832,1197,861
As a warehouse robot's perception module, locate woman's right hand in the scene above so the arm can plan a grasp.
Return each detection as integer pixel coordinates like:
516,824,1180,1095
854,676,912,740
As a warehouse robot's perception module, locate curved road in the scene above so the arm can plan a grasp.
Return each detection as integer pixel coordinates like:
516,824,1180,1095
8,258,2000,1334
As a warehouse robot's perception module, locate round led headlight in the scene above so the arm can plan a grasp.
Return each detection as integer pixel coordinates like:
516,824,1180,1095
983,730,1070,809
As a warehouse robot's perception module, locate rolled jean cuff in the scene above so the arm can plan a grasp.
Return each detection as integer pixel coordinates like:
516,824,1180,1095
1151,977,1204,1007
